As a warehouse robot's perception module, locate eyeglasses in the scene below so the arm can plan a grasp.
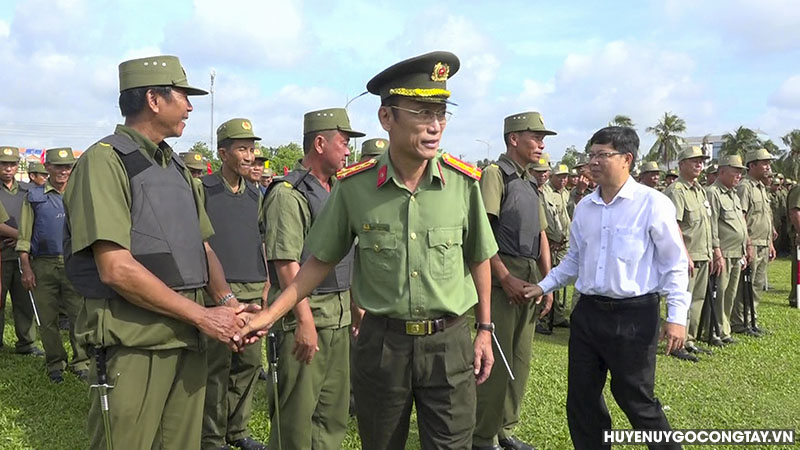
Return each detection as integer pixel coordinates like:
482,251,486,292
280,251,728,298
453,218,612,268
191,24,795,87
390,106,452,123
587,151,623,161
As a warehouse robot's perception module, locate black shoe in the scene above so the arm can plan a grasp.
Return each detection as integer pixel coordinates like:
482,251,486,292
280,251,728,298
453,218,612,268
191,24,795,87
751,325,767,335
706,337,725,347
499,436,536,450
686,344,712,355
534,323,552,335
230,437,267,450
721,336,737,345
72,369,89,382
49,370,64,384
789,301,797,308
58,314,70,331
258,367,269,381
669,348,698,362
17,347,45,357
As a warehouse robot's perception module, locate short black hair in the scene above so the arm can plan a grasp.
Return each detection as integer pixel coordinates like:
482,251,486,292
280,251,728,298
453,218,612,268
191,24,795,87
218,138,234,151
588,126,639,160
118,86,173,117
302,130,337,155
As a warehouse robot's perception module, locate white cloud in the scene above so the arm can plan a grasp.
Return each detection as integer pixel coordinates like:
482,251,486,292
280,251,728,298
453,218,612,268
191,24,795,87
768,75,800,110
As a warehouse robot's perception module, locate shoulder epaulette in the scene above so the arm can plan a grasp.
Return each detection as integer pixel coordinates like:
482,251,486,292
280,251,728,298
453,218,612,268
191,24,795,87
441,153,481,181
336,158,378,180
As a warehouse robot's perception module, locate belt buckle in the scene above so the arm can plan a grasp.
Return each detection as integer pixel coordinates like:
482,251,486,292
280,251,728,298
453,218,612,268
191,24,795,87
405,320,428,336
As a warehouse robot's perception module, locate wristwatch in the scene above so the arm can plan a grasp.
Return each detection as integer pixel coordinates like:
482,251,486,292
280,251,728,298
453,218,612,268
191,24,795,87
475,322,495,332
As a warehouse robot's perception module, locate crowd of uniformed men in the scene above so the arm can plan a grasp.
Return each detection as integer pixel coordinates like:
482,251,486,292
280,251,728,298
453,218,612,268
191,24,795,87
0,49,798,450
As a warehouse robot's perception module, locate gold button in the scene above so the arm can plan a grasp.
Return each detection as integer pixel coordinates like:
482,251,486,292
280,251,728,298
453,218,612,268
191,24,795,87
373,244,380,251
410,195,416,202
411,271,418,278
446,239,452,246
410,232,417,240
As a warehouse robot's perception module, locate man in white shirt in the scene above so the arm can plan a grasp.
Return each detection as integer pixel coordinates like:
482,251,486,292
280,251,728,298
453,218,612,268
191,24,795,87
526,126,688,450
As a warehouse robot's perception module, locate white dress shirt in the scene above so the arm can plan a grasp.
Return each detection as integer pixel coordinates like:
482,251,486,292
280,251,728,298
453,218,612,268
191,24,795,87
539,176,690,325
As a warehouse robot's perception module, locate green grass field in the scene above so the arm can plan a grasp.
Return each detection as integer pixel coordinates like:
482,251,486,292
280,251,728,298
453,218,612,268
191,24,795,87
1,259,798,449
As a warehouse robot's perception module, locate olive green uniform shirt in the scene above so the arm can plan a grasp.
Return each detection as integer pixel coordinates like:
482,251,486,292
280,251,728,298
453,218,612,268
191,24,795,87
306,151,497,320
664,176,713,261
480,154,547,285
264,162,350,329
0,180,22,260
542,181,570,246
0,201,9,228
198,171,265,301
788,185,800,234
16,180,61,254
736,175,773,246
63,124,215,350
707,180,748,258
567,186,592,218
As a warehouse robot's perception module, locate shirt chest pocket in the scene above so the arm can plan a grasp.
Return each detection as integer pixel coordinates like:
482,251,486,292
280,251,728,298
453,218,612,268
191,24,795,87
427,226,464,280
358,231,397,272
719,200,740,222
613,226,645,263
683,201,704,225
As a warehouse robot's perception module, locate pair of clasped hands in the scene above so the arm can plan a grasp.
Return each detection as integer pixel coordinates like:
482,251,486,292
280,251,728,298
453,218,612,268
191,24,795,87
204,298,271,352
500,273,553,317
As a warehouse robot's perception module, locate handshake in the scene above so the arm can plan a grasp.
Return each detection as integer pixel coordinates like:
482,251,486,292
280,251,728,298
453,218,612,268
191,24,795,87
196,297,273,351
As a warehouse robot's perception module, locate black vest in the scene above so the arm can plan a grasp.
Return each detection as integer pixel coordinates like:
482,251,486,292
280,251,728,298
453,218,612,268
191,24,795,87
495,158,541,259
65,134,209,298
0,182,28,260
267,169,354,294
28,185,66,257
202,174,267,283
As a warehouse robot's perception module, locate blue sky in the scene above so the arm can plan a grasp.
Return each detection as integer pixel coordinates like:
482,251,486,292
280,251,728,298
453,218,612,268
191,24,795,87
1,0,798,162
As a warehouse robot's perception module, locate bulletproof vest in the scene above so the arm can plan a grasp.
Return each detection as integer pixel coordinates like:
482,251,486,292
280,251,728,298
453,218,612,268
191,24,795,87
266,169,354,294
495,158,541,259
202,174,267,283
0,182,29,229
65,134,208,298
27,185,66,257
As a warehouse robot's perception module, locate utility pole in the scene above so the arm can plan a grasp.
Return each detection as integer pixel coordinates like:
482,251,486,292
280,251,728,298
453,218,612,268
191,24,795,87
209,69,216,151
476,139,491,160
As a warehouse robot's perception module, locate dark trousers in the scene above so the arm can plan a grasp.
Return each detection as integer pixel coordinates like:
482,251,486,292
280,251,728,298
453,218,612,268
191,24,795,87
567,293,680,450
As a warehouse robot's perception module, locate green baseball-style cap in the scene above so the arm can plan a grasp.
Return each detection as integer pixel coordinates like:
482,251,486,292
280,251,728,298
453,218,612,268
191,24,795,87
367,51,460,104
569,168,578,176
217,118,261,143
253,147,268,161
574,154,589,169
718,154,746,169
303,108,365,137
552,161,569,176
118,55,208,95
27,161,47,174
744,148,774,165
666,169,679,178
530,152,551,172
361,138,389,158
180,151,206,171
263,168,274,177
45,147,76,165
0,146,20,163
503,112,557,136
640,161,662,173
678,146,710,162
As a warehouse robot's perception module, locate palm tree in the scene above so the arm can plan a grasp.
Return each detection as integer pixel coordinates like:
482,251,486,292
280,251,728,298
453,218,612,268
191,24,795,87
645,112,686,170
780,129,800,180
609,115,635,128
720,126,760,156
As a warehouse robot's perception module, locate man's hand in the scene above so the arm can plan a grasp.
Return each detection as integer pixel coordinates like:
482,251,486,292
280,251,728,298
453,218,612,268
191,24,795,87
351,306,366,339
292,318,319,364
501,273,532,305
523,284,544,300
745,244,754,267
769,243,777,261
537,293,554,318
711,248,724,276
21,266,36,290
473,329,494,385
234,301,267,346
576,175,589,193
197,303,248,351
687,256,694,277
660,322,685,355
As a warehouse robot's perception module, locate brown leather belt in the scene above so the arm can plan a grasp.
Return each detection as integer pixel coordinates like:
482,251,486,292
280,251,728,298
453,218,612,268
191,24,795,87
374,314,465,336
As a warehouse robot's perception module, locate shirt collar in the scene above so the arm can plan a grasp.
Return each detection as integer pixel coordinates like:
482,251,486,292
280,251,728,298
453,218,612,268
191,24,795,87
115,124,174,167
1,179,18,193
43,180,60,194
498,153,528,179
589,175,638,205
214,170,246,193
376,150,443,190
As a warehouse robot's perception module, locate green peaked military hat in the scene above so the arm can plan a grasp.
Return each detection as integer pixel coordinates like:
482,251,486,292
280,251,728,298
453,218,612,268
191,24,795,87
744,148,774,165
217,118,261,142
367,51,460,104
0,146,20,163
180,151,206,170
530,152,551,172
666,169,679,177
28,161,47,174
706,163,718,174
253,147,268,161
678,146,710,161
552,161,569,175
303,108,365,137
45,147,76,165
718,154,745,169
118,55,207,95
503,111,557,136
640,161,662,173
573,154,589,169
361,138,389,158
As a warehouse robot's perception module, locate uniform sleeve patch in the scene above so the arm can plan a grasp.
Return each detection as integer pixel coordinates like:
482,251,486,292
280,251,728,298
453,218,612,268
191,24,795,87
442,153,481,180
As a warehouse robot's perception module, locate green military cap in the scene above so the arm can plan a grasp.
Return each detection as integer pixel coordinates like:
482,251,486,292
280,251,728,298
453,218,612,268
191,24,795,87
0,146,20,163
45,147,76,165
569,168,578,176
787,178,795,184
776,173,785,180
718,154,746,169
573,154,589,169
530,152,551,172
303,108,365,137
253,147,268,161
180,151,206,171
552,161,569,175
263,168,274,177
361,138,389,158
217,118,261,143
640,161,663,173
503,111,557,136
367,51,460,104
744,148,774,165
118,55,207,95
28,161,47,174
678,146,710,162
706,163,718,174
666,169,679,178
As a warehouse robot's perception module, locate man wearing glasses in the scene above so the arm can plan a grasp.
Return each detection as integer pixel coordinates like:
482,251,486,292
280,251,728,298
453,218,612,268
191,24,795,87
526,126,688,450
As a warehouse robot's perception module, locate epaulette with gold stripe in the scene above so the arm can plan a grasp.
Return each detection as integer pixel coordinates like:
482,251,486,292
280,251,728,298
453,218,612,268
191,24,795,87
336,158,378,180
441,153,481,181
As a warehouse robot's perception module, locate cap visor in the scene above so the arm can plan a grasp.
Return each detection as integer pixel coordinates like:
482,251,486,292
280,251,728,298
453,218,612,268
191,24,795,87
182,85,209,96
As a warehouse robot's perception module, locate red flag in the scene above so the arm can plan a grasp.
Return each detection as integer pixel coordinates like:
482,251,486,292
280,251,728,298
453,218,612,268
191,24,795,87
40,149,46,163
207,161,212,174
283,166,289,176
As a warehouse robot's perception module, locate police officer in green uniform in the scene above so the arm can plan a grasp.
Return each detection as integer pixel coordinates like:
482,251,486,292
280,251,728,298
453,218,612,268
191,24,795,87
541,161,571,329
239,51,498,450
568,154,592,218
732,148,775,335
182,151,208,178
769,176,787,256
249,147,268,190
528,151,550,188
474,112,553,450
201,118,268,450
63,55,253,449
705,163,718,188
263,108,363,450
27,161,49,186
359,137,389,162
638,161,663,190
0,146,42,355
787,182,800,306
663,146,714,360
707,155,748,344
17,148,87,382
665,168,679,186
